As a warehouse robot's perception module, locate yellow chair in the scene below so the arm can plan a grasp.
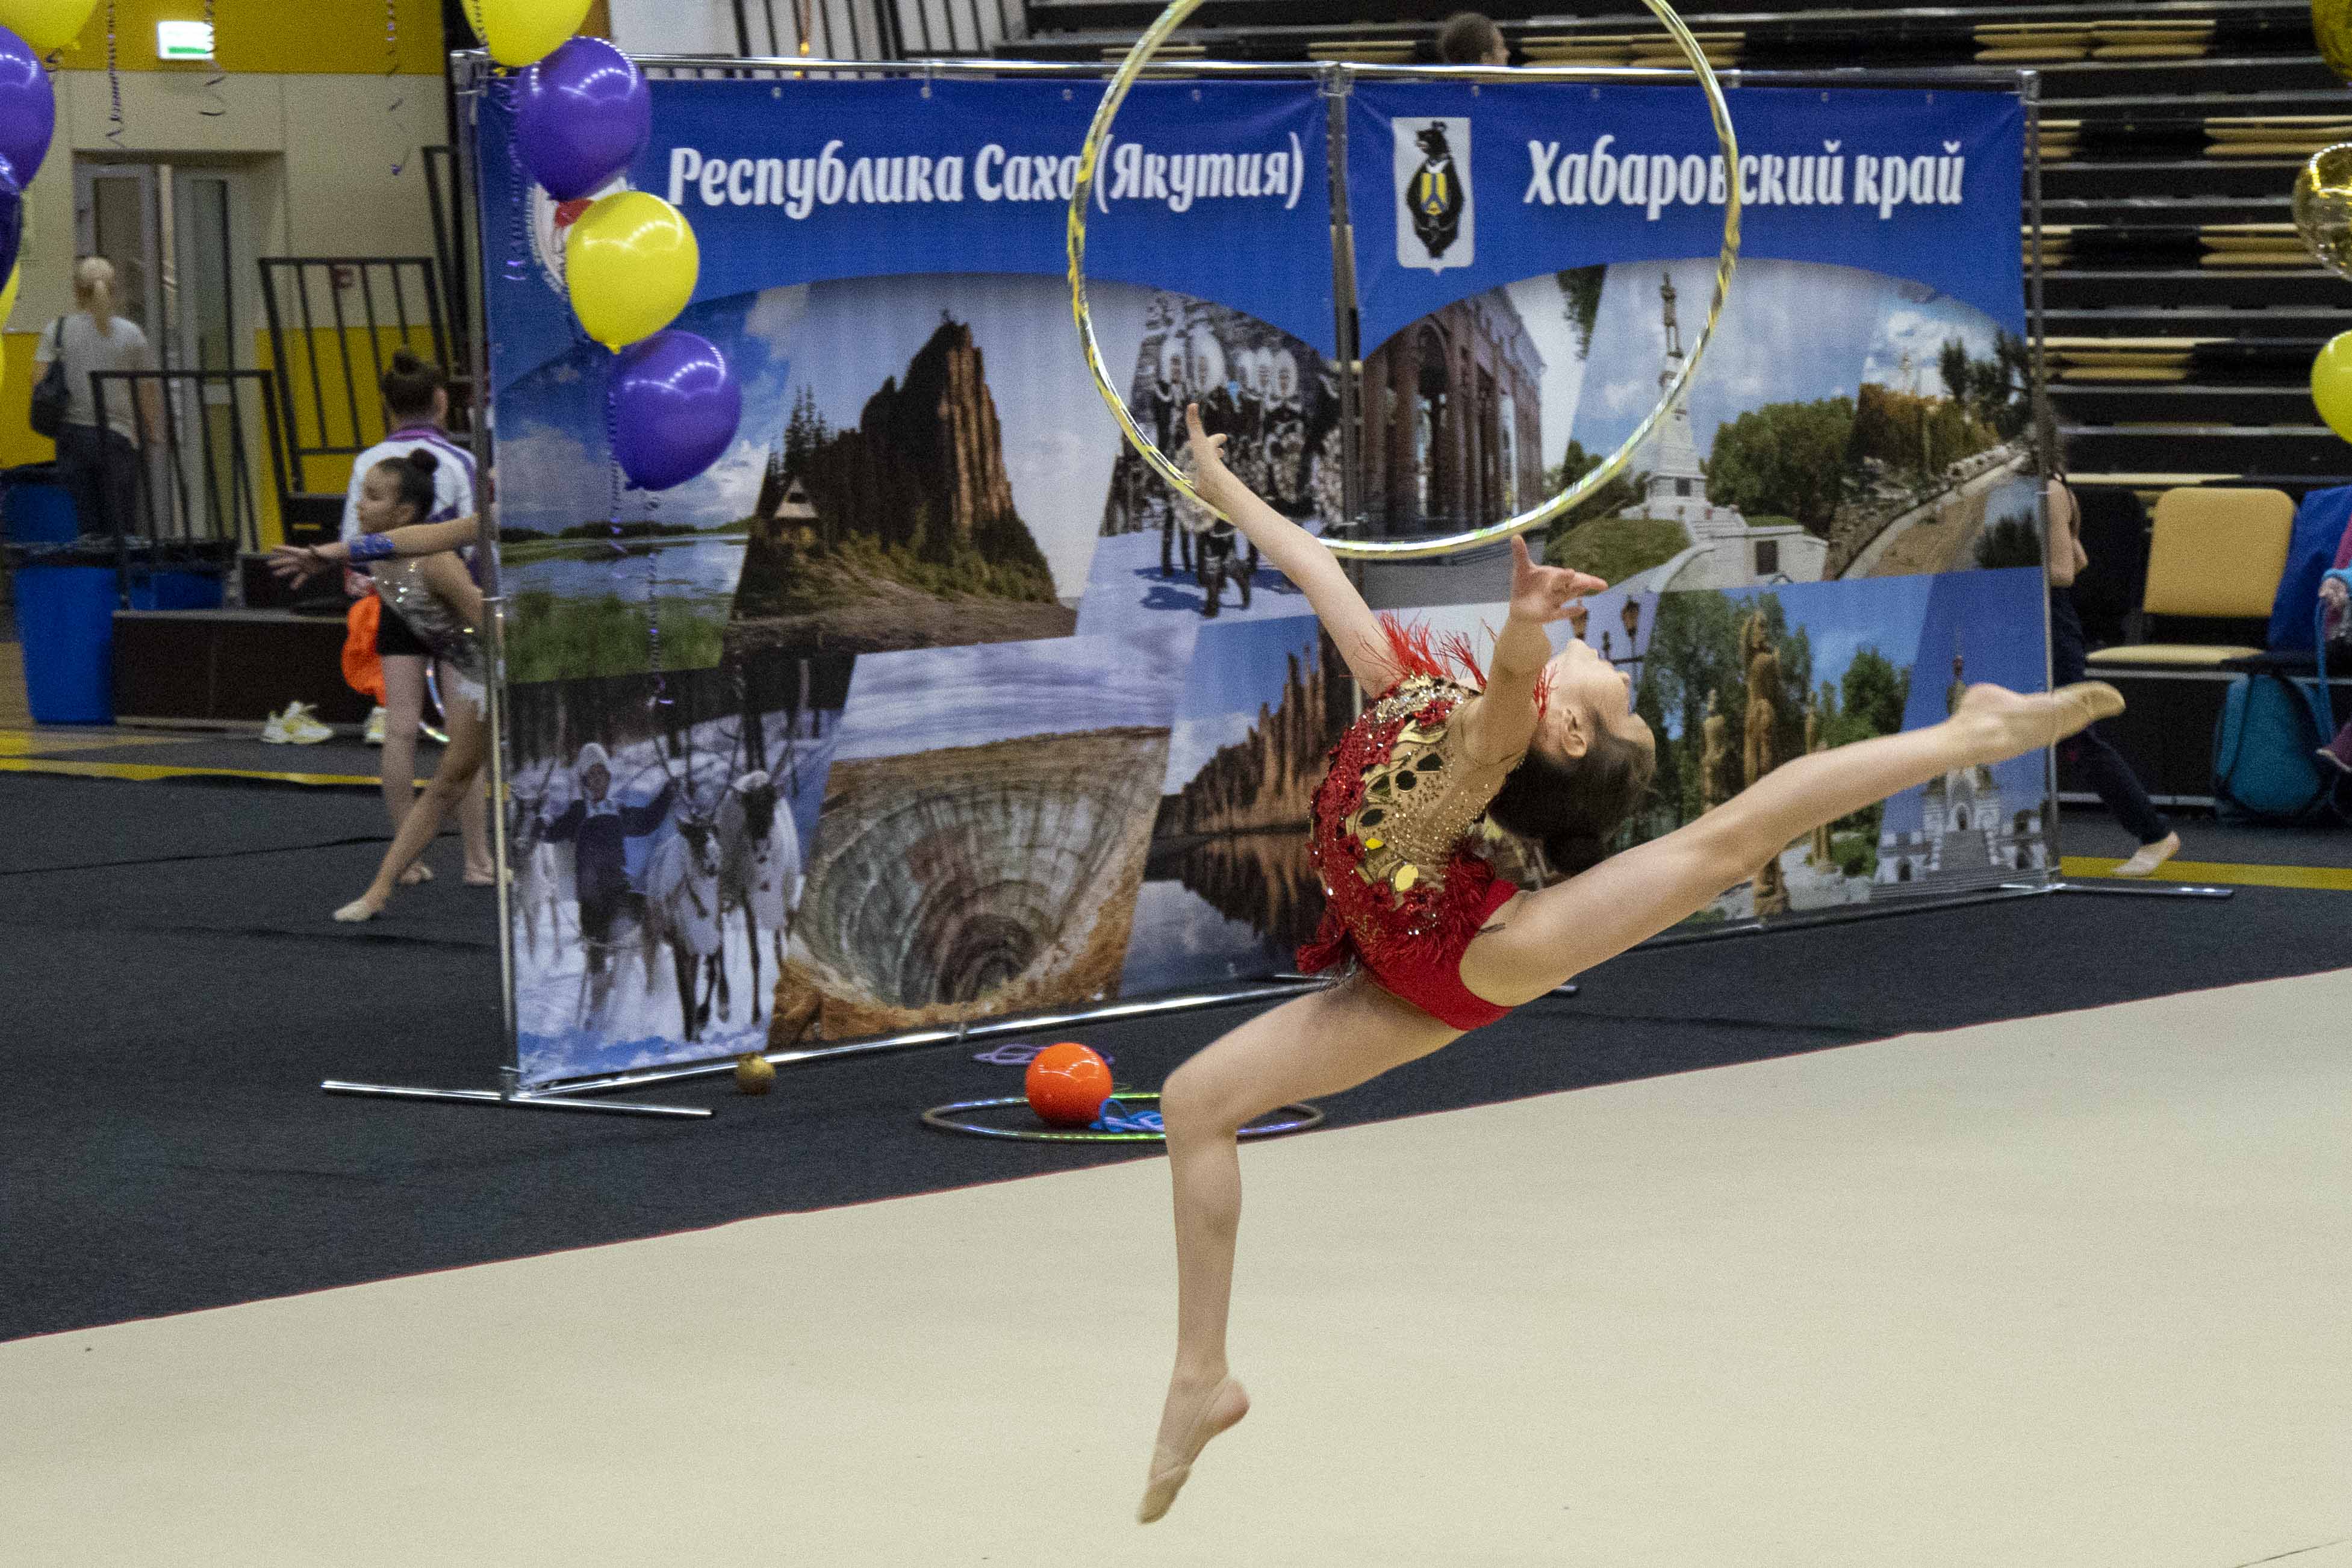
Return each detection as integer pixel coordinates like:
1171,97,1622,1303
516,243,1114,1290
2084,487,2294,668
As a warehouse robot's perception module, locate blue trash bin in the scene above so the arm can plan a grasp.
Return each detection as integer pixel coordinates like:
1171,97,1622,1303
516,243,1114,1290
11,562,117,724
2,474,78,544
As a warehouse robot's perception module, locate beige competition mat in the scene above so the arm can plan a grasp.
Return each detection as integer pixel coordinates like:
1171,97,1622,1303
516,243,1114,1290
7,970,2349,1567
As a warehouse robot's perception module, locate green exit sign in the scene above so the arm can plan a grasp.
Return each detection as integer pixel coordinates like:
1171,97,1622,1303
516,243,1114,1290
157,20,213,60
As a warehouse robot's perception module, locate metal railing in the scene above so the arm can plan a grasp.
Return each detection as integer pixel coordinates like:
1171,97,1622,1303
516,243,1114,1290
86,367,292,563
422,146,476,375
255,256,452,510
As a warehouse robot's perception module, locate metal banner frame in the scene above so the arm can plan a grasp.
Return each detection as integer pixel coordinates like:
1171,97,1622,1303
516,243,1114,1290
326,50,2131,1118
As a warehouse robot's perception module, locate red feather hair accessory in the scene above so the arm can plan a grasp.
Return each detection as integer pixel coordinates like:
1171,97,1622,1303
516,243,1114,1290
1372,613,1548,718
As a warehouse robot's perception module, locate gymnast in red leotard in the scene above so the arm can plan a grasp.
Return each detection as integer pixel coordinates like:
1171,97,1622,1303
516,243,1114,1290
1130,406,2125,1524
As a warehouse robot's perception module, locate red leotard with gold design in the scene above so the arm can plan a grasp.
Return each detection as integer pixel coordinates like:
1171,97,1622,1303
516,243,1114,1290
1296,624,1531,1030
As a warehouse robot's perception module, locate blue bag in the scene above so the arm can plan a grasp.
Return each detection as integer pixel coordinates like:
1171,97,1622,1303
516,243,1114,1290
2267,486,2352,654
2214,582,2347,821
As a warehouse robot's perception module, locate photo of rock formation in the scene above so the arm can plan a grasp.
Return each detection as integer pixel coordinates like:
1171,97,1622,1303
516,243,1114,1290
1122,615,1354,995
730,313,1075,658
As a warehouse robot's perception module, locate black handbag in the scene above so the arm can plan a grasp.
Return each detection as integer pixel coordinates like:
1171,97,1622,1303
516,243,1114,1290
30,317,67,439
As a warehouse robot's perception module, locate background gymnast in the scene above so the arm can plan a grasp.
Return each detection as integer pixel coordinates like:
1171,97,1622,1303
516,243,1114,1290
273,500,491,923
1137,403,2124,1523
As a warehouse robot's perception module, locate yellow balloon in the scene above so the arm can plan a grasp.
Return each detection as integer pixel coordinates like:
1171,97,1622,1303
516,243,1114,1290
0,264,19,329
0,0,98,53
565,191,698,351
467,0,591,67
2319,0,2352,81
2294,143,2352,279
2312,331,2352,442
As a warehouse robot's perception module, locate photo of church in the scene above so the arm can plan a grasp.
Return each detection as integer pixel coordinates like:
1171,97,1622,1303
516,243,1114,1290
1360,288,1546,535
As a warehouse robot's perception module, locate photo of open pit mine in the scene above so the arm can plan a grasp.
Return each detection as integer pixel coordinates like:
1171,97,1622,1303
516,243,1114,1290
767,625,1190,1042
775,727,1169,1040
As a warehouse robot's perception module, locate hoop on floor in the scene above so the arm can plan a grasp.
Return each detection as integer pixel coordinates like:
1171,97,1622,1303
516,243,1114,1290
1066,1,1743,560
921,1092,1324,1143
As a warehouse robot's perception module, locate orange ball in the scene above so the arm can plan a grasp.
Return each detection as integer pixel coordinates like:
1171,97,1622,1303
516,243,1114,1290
1024,1042,1113,1128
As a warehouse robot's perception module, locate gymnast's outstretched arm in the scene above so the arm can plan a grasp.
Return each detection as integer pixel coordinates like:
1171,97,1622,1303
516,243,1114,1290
1181,402,1400,694
269,517,484,581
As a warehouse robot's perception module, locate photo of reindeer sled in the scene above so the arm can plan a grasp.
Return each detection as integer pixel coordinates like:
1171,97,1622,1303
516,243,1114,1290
505,654,847,1086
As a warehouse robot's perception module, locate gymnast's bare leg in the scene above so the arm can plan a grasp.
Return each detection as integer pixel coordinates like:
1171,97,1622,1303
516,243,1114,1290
1140,681,2119,1521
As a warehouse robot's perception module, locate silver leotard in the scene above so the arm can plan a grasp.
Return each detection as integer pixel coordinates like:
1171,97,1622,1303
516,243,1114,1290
374,556,487,715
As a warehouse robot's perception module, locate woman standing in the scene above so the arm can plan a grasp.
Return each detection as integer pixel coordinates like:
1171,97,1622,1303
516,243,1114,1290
2046,471,2182,876
32,258,163,537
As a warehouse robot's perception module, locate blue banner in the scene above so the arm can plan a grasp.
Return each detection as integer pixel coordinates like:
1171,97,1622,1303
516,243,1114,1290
478,75,1337,388
1349,83,2025,355
476,67,2047,1087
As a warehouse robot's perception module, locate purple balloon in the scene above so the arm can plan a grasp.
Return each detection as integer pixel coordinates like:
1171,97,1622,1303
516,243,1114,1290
0,25,54,192
515,37,649,202
611,331,741,492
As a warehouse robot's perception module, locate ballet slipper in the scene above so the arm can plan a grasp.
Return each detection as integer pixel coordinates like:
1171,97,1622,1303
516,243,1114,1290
2051,680,2126,737
2111,831,2180,879
1955,681,2122,757
399,862,434,887
1137,1375,1249,1525
333,895,386,923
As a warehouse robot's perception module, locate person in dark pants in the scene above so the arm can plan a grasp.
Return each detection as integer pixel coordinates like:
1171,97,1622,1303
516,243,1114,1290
2048,475,2181,876
33,258,162,538
542,742,677,977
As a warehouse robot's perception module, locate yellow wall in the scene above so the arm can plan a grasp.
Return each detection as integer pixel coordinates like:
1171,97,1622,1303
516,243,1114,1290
0,2,452,543
0,334,48,465
51,0,448,75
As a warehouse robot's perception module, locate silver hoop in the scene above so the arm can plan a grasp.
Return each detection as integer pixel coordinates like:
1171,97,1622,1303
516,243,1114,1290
1067,2,1743,559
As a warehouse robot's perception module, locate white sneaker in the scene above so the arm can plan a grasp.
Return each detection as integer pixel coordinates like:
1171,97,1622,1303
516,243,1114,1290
261,702,296,744
273,702,334,745
363,706,387,746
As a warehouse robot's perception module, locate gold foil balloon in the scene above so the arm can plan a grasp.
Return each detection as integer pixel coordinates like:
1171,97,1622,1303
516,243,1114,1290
2293,143,2352,279
2316,0,2352,80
